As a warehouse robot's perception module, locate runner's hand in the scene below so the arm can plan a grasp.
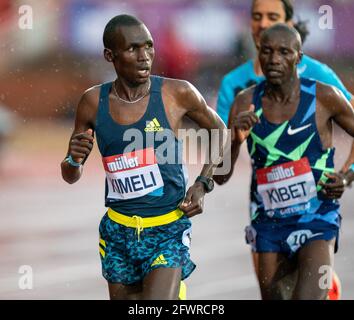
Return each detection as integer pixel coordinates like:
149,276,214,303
69,129,94,163
179,182,205,218
318,172,346,199
231,104,259,143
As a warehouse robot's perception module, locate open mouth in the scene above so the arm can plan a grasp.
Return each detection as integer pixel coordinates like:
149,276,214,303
137,68,150,77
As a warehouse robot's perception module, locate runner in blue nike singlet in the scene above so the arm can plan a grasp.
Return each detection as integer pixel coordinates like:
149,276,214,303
226,24,354,299
216,0,354,173
214,0,354,299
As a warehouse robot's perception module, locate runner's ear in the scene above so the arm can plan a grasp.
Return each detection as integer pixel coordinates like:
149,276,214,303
104,48,114,62
298,51,304,64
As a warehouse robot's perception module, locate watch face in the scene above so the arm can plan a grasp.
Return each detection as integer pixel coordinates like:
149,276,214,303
207,179,214,191
196,176,214,192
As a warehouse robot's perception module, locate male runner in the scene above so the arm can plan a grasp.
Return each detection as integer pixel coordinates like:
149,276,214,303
61,15,226,300
216,0,354,170
215,0,354,299
226,24,354,299
217,0,354,124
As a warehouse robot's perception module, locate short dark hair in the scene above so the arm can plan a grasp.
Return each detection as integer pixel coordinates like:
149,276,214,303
280,0,294,21
103,14,143,49
251,0,309,43
261,23,302,50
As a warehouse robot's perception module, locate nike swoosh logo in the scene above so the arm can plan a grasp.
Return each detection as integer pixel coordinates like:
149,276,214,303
297,64,307,75
309,232,324,239
287,123,312,135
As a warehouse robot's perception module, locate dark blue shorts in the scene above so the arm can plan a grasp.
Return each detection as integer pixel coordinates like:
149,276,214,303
245,217,340,257
98,212,196,285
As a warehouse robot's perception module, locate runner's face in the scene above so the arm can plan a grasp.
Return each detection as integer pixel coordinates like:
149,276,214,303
259,32,300,85
111,24,154,85
251,0,287,49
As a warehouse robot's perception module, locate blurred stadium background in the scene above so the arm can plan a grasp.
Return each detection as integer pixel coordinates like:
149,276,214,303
0,0,354,299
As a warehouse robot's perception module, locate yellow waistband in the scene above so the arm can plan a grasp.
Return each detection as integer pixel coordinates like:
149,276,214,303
107,207,184,229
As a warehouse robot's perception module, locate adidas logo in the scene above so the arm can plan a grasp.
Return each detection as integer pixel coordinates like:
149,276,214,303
144,118,163,132
151,254,167,267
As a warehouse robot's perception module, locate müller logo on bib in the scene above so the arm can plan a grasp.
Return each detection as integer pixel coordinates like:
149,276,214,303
257,158,311,185
256,158,317,211
102,148,164,200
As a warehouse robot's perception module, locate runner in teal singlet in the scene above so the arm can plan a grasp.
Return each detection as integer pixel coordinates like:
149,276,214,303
60,15,226,300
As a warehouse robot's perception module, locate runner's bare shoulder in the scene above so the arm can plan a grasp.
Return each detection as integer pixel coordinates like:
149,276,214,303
316,81,348,108
76,85,102,126
81,85,101,109
161,77,204,112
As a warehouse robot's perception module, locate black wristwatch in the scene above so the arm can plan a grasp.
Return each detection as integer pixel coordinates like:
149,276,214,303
195,176,214,193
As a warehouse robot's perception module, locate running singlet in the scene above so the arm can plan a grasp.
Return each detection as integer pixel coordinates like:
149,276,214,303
217,55,352,125
95,76,188,217
247,78,340,225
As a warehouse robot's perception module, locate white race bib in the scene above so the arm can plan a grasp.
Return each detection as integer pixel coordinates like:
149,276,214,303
102,147,164,200
256,158,317,212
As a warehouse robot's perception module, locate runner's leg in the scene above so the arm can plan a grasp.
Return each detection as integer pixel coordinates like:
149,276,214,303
258,252,296,300
292,239,335,300
141,268,182,300
108,282,142,300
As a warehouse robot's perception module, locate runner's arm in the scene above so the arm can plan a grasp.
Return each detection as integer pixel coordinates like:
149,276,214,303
310,62,354,173
325,87,354,187
175,81,228,217
61,88,97,184
340,97,354,173
214,89,256,185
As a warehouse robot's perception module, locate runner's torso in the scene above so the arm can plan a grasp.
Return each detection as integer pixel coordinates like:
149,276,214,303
95,76,187,217
247,78,339,223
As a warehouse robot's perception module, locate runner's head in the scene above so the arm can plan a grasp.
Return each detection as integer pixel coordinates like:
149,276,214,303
259,24,303,85
103,15,154,85
251,0,309,50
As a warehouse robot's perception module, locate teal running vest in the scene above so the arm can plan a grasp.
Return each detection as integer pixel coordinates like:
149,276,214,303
95,76,187,217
